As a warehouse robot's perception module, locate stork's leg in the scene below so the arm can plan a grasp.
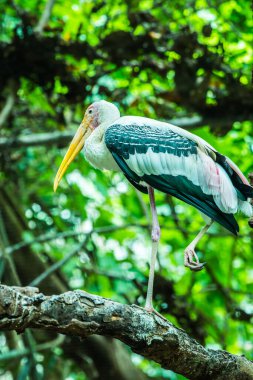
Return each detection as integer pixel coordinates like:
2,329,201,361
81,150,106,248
184,220,213,271
145,186,160,312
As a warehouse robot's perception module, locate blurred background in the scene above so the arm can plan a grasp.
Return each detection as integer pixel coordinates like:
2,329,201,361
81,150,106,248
0,0,252,379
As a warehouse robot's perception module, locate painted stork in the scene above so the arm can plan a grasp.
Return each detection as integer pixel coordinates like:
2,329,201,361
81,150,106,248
54,100,253,312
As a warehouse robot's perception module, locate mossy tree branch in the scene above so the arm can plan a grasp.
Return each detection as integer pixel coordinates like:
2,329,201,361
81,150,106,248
0,285,252,380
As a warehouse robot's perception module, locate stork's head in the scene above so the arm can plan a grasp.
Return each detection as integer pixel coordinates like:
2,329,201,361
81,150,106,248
53,100,120,191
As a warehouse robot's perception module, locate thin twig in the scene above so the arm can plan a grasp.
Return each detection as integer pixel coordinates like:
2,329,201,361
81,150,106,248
34,0,56,35
6,223,149,254
205,265,233,305
0,212,20,285
0,335,64,361
9,0,26,18
28,238,89,287
0,131,73,151
166,195,189,239
6,223,239,256
0,81,17,129
80,266,144,283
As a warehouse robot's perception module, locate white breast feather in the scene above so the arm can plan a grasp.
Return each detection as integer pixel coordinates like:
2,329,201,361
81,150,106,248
84,130,120,172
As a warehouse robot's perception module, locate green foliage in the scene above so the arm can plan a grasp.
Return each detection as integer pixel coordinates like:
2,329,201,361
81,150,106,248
0,0,252,379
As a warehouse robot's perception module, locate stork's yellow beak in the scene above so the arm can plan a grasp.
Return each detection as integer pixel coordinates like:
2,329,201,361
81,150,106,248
53,120,88,192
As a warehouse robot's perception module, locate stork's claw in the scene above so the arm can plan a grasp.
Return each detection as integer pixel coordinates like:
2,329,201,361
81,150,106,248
144,306,168,322
184,247,205,272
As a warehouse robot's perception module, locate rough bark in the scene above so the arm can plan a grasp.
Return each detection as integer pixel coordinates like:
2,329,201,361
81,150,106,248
0,285,252,380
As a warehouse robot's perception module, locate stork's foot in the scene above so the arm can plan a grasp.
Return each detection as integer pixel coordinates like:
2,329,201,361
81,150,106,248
144,305,168,322
184,246,206,272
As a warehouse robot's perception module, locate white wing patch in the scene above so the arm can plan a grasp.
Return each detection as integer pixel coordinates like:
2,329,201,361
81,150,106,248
126,147,239,214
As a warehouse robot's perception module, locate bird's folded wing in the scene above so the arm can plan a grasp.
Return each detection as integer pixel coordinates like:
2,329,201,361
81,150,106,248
105,117,241,234
105,118,239,209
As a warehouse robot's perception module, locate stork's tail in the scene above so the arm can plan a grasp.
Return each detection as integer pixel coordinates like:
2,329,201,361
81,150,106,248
215,153,253,220
238,199,253,217
234,176,253,219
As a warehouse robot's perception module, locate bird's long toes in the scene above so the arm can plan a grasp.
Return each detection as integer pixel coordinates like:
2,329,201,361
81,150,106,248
192,252,200,264
152,309,168,322
189,262,206,272
144,306,168,322
188,260,199,266
185,263,199,270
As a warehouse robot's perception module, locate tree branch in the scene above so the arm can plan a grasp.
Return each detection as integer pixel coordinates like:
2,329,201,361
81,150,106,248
0,131,73,151
0,285,252,380
28,240,87,287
